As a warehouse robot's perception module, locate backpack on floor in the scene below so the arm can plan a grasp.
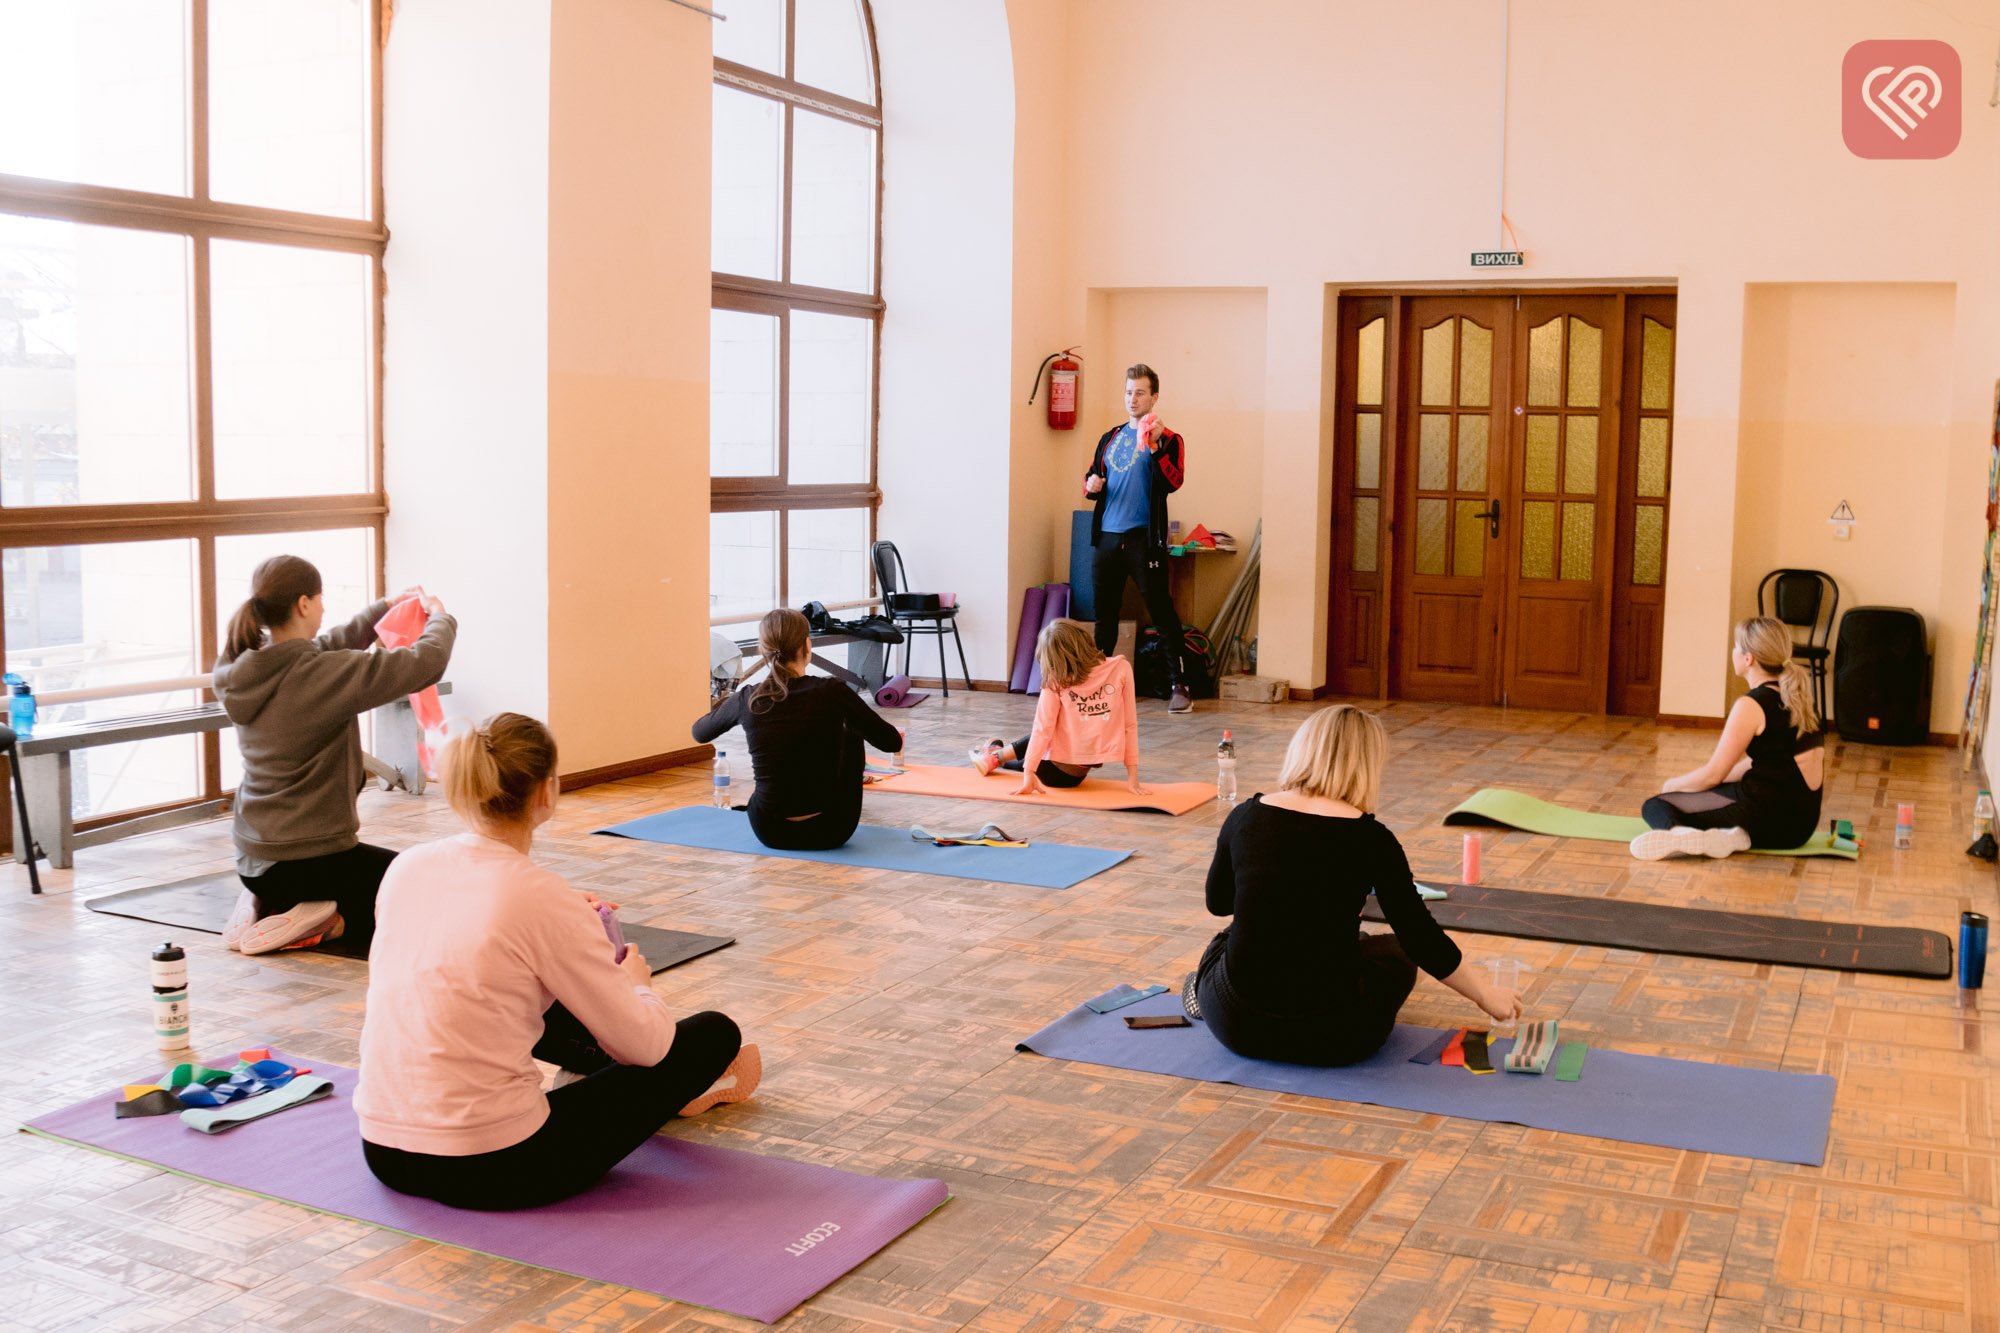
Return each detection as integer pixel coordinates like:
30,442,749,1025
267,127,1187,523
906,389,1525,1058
1134,626,1216,700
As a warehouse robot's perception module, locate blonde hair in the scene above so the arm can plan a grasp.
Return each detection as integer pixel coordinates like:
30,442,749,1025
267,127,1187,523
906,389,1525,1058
747,608,811,715
1276,704,1385,811
441,712,559,825
1735,615,1819,734
1035,618,1105,691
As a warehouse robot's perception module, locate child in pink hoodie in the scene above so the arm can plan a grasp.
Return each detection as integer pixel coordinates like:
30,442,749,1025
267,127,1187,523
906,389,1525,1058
972,619,1150,796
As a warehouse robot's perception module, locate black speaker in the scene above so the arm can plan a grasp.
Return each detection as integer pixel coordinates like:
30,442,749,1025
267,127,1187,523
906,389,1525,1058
1833,606,1930,745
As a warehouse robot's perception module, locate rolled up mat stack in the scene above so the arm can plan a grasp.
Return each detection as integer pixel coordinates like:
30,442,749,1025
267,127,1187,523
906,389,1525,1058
874,674,930,708
1008,585,1048,691
1025,583,1070,694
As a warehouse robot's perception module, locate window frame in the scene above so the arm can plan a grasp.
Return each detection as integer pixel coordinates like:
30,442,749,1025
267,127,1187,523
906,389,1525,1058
710,0,884,621
0,0,386,817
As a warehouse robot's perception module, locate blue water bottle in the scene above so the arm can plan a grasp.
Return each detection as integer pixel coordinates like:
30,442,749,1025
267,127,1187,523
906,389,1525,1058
4,673,35,739
1960,911,1988,990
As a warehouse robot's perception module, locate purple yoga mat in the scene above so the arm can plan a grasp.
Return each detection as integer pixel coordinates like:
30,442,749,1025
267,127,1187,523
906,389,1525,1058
1019,994,1835,1166
1008,585,1047,692
23,1055,948,1323
873,674,930,708
1024,583,1070,694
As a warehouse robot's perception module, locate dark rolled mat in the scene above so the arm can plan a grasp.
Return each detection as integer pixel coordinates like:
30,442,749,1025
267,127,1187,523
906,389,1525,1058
1370,881,1950,978
84,874,731,974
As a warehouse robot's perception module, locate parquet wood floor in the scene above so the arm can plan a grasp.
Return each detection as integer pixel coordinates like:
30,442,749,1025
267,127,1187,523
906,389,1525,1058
2,695,1995,1331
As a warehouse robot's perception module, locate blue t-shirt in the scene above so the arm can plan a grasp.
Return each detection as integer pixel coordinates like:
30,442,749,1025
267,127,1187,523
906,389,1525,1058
1101,424,1152,536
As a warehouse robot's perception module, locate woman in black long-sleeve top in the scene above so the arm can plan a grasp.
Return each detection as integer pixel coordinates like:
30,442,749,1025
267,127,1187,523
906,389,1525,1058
1191,705,1521,1066
692,609,904,851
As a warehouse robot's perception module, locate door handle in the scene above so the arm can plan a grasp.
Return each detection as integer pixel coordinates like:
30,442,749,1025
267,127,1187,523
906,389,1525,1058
1474,499,1502,538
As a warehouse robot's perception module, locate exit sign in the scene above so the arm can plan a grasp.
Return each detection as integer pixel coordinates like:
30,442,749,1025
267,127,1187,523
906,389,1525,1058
1471,250,1525,267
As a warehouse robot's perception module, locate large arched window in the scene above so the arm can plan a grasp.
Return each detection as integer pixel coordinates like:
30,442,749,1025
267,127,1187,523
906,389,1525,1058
708,0,881,638
0,1,382,826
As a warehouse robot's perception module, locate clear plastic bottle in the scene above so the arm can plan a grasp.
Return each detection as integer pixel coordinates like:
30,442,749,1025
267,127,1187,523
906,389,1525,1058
1215,730,1237,804
1977,790,1994,840
712,750,732,808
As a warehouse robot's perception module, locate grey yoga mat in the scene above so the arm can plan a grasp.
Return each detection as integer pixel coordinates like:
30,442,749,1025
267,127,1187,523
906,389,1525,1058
1018,992,1835,1166
82,874,732,974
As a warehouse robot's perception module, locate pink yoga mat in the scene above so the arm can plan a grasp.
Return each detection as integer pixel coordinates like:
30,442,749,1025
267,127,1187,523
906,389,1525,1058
1024,583,1069,695
1008,584,1047,692
24,1054,949,1324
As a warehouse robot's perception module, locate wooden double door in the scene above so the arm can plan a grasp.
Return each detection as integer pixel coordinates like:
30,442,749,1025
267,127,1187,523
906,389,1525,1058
1327,291,1677,714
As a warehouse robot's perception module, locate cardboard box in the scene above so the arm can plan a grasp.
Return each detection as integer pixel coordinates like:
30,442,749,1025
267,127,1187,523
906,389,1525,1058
1218,674,1289,703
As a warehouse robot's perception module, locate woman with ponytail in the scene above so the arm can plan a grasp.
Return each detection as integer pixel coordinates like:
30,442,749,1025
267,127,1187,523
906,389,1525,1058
691,608,904,850
356,713,757,1211
1632,615,1825,859
211,555,455,953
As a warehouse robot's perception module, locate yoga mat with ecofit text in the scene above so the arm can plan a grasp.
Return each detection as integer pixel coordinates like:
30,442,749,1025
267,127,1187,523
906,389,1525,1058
23,1054,949,1324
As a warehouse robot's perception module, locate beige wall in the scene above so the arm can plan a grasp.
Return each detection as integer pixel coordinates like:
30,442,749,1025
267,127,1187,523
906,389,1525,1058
1734,283,1960,731
544,0,713,774
1003,0,2000,718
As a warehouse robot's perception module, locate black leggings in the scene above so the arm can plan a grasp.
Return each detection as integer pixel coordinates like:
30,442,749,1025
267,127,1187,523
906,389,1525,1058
1091,530,1183,685
998,732,1091,789
1640,783,1821,849
1195,927,1417,1067
241,842,397,948
362,1008,742,1211
746,731,863,850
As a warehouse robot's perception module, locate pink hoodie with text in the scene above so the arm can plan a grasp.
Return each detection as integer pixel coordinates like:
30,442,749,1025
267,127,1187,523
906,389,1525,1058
1021,655,1140,774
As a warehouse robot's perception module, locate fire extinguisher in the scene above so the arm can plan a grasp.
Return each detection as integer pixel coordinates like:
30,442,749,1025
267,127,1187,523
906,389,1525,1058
1029,347,1082,431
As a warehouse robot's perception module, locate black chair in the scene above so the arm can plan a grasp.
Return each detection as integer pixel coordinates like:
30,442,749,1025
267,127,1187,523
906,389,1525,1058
871,540,972,696
1757,568,1838,724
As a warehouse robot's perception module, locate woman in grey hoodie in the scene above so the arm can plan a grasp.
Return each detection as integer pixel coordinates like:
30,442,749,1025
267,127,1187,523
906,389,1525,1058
211,555,456,954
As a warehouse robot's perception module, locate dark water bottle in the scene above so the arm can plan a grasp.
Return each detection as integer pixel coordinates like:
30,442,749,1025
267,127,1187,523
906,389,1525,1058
1960,911,1988,991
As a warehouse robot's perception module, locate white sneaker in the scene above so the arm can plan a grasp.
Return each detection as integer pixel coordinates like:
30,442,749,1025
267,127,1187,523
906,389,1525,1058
969,743,1003,776
235,899,340,955
221,890,258,952
1630,826,1752,861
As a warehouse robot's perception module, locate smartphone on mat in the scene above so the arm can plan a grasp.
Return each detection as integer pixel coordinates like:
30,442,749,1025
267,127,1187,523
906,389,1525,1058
1125,1014,1191,1029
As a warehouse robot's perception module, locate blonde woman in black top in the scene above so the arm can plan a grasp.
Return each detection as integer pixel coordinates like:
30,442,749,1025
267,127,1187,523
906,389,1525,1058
1191,705,1520,1066
1632,616,1825,860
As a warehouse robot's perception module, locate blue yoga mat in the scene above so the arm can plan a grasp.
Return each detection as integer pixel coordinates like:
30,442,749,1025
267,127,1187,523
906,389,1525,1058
1018,993,1835,1165
596,806,1132,890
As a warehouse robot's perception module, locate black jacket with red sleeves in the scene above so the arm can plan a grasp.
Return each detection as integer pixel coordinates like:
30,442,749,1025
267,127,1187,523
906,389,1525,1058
1083,423,1186,552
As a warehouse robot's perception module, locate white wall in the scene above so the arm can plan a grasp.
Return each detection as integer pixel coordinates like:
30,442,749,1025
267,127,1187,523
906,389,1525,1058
873,0,1017,681
381,0,551,726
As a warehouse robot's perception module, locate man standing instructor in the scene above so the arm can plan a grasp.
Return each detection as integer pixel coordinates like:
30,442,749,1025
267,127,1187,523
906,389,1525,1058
1084,363,1192,714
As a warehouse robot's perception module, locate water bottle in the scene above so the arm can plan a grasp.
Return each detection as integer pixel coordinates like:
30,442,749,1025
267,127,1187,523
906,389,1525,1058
5,673,35,739
1215,730,1237,804
712,750,732,808
1976,791,1994,840
151,942,190,1053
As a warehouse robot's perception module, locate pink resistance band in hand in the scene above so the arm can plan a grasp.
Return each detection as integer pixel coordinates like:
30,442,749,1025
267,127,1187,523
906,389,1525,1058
374,596,445,778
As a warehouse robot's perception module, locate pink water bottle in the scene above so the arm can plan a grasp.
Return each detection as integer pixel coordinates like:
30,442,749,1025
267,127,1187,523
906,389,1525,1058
1461,833,1482,885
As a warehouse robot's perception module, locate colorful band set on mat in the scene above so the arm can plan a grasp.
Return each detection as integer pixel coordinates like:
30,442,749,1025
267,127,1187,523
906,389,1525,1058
113,1048,331,1133
1414,1023,1578,1078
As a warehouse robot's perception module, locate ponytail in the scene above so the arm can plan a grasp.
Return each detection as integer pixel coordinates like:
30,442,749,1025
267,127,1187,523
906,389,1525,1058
221,554,323,662
440,712,559,826
747,608,811,715
1735,615,1819,734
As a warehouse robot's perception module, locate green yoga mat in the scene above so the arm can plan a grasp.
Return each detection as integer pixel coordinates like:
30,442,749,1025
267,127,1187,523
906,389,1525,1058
1442,788,1857,859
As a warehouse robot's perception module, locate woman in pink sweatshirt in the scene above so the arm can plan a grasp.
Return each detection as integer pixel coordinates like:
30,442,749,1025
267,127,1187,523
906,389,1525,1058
355,712,759,1211
971,619,1148,796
